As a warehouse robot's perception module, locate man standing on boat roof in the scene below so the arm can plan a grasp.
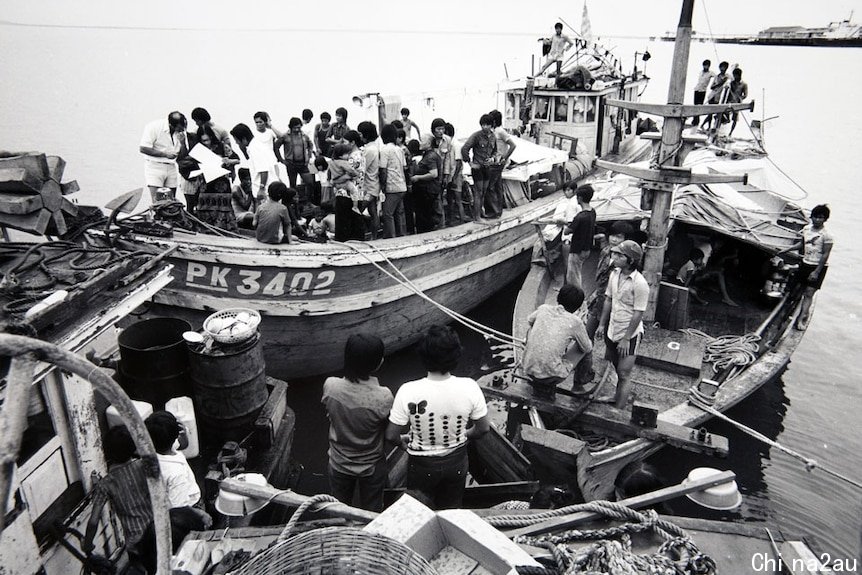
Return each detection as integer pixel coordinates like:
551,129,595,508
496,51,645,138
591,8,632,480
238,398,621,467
700,61,729,132
538,22,574,76
597,240,649,409
691,60,714,127
140,110,187,202
725,68,749,136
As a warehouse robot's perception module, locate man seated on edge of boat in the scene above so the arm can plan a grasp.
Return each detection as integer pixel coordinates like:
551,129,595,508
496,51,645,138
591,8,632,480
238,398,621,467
145,412,212,552
83,426,156,574
253,181,292,244
521,284,594,398
386,325,490,509
777,204,833,330
596,240,649,409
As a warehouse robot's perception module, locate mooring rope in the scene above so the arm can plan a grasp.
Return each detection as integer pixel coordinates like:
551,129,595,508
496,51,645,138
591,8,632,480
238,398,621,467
689,397,862,491
680,329,760,373
327,238,525,348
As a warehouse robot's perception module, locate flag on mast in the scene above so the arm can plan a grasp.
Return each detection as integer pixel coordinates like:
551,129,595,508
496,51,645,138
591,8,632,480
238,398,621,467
581,1,593,43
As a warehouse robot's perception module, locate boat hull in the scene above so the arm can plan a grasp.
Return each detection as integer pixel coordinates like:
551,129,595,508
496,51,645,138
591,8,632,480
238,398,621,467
123,200,557,378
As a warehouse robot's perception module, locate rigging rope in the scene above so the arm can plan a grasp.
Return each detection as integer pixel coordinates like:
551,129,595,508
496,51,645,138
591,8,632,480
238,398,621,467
689,398,862,491
680,329,760,373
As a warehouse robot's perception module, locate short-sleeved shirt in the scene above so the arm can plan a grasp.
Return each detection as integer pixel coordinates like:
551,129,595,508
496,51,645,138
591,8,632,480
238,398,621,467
140,119,183,164
493,127,515,163
462,130,497,166
380,143,407,193
569,208,596,253
322,376,394,476
605,268,650,342
156,452,200,509
254,201,290,244
801,224,833,265
693,69,715,92
522,304,593,380
90,459,153,545
707,72,729,103
361,141,381,197
389,375,488,457
676,260,699,285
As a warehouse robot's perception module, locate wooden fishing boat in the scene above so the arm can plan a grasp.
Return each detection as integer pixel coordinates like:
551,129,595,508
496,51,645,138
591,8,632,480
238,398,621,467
88,36,651,379
477,0,815,502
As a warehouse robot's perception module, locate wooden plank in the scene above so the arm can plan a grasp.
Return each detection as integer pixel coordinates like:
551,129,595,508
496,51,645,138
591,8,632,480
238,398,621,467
0,209,51,234
60,196,78,215
519,425,587,487
46,155,66,181
61,180,80,195
0,152,49,180
252,377,289,448
479,378,727,457
636,327,704,377
0,192,43,214
468,425,533,483
385,481,540,509
40,179,63,211
506,470,737,538
0,167,42,193
780,541,834,574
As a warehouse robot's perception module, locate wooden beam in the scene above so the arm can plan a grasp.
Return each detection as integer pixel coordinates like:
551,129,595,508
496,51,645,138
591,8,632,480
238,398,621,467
219,478,378,524
605,99,754,118
595,160,748,185
0,167,42,193
505,470,737,538
0,192,43,214
0,153,49,181
479,377,728,457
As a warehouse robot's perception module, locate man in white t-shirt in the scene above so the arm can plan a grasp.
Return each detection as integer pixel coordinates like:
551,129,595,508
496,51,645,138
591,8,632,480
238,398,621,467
597,240,649,409
386,325,489,509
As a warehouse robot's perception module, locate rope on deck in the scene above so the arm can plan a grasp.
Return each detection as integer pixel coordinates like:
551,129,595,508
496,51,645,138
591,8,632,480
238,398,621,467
500,502,716,575
680,329,760,373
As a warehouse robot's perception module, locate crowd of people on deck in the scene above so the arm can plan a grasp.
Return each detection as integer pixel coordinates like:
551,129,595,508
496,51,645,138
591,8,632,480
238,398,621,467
690,58,749,137
139,105,518,244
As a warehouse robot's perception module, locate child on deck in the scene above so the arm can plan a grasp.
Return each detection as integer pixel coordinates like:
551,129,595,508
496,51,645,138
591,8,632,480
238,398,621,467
329,143,363,215
676,247,707,304
308,206,335,242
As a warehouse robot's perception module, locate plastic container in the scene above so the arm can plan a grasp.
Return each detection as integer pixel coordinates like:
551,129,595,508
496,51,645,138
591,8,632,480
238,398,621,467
106,400,154,429
165,396,200,459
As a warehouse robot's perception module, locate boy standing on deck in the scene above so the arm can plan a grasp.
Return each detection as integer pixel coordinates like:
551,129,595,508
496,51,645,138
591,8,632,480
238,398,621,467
691,60,714,126
566,185,596,289
597,240,649,409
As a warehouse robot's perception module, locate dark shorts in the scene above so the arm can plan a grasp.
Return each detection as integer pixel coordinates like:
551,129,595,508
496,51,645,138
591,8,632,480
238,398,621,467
406,445,468,509
798,262,828,290
604,333,642,365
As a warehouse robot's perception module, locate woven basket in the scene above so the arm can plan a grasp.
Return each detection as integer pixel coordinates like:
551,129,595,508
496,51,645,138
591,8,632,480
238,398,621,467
228,495,438,575
203,308,261,344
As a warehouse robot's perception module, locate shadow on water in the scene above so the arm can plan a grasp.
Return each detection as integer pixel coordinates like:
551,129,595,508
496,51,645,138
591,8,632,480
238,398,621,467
283,270,528,496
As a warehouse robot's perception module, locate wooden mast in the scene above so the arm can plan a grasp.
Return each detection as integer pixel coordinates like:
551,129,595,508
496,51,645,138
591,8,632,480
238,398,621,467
597,0,754,321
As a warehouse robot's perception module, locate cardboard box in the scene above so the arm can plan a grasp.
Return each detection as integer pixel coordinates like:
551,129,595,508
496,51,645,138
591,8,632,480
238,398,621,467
364,495,541,575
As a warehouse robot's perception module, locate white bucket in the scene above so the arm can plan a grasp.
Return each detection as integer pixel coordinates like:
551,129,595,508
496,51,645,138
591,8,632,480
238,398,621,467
165,396,200,459
106,400,153,429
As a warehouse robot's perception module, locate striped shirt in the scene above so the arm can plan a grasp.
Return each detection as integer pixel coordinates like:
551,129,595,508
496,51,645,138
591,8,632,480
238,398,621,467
90,459,153,545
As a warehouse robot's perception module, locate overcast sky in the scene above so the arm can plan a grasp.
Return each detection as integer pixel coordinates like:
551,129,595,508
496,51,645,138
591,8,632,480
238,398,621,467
2,0,859,37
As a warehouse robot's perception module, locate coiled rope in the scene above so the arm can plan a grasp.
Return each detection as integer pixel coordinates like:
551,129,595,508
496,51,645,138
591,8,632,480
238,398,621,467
497,502,716,575
681,329,760,373
326,238,525,349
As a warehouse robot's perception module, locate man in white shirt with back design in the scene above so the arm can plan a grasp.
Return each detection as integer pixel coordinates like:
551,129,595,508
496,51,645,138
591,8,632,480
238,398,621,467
387,325,489,509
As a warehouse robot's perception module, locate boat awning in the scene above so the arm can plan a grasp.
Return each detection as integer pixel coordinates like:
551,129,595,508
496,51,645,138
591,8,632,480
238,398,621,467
591,153,805,252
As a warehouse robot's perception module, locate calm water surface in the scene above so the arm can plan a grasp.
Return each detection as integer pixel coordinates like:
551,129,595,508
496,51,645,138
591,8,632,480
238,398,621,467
1,23,860,561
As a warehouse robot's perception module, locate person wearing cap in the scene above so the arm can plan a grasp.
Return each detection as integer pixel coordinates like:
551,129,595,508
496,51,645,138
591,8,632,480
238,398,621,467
411,134,443,233
586,221,635,340
597,239,649,409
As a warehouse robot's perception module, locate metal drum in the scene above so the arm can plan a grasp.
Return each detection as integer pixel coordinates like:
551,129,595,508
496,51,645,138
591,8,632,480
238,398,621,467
188,332,268,441
118,317,192,410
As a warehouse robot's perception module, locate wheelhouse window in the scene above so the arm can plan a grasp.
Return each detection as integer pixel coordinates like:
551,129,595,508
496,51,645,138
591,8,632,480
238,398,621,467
553,96,569,122
586,96,597,122
534,96,551,121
